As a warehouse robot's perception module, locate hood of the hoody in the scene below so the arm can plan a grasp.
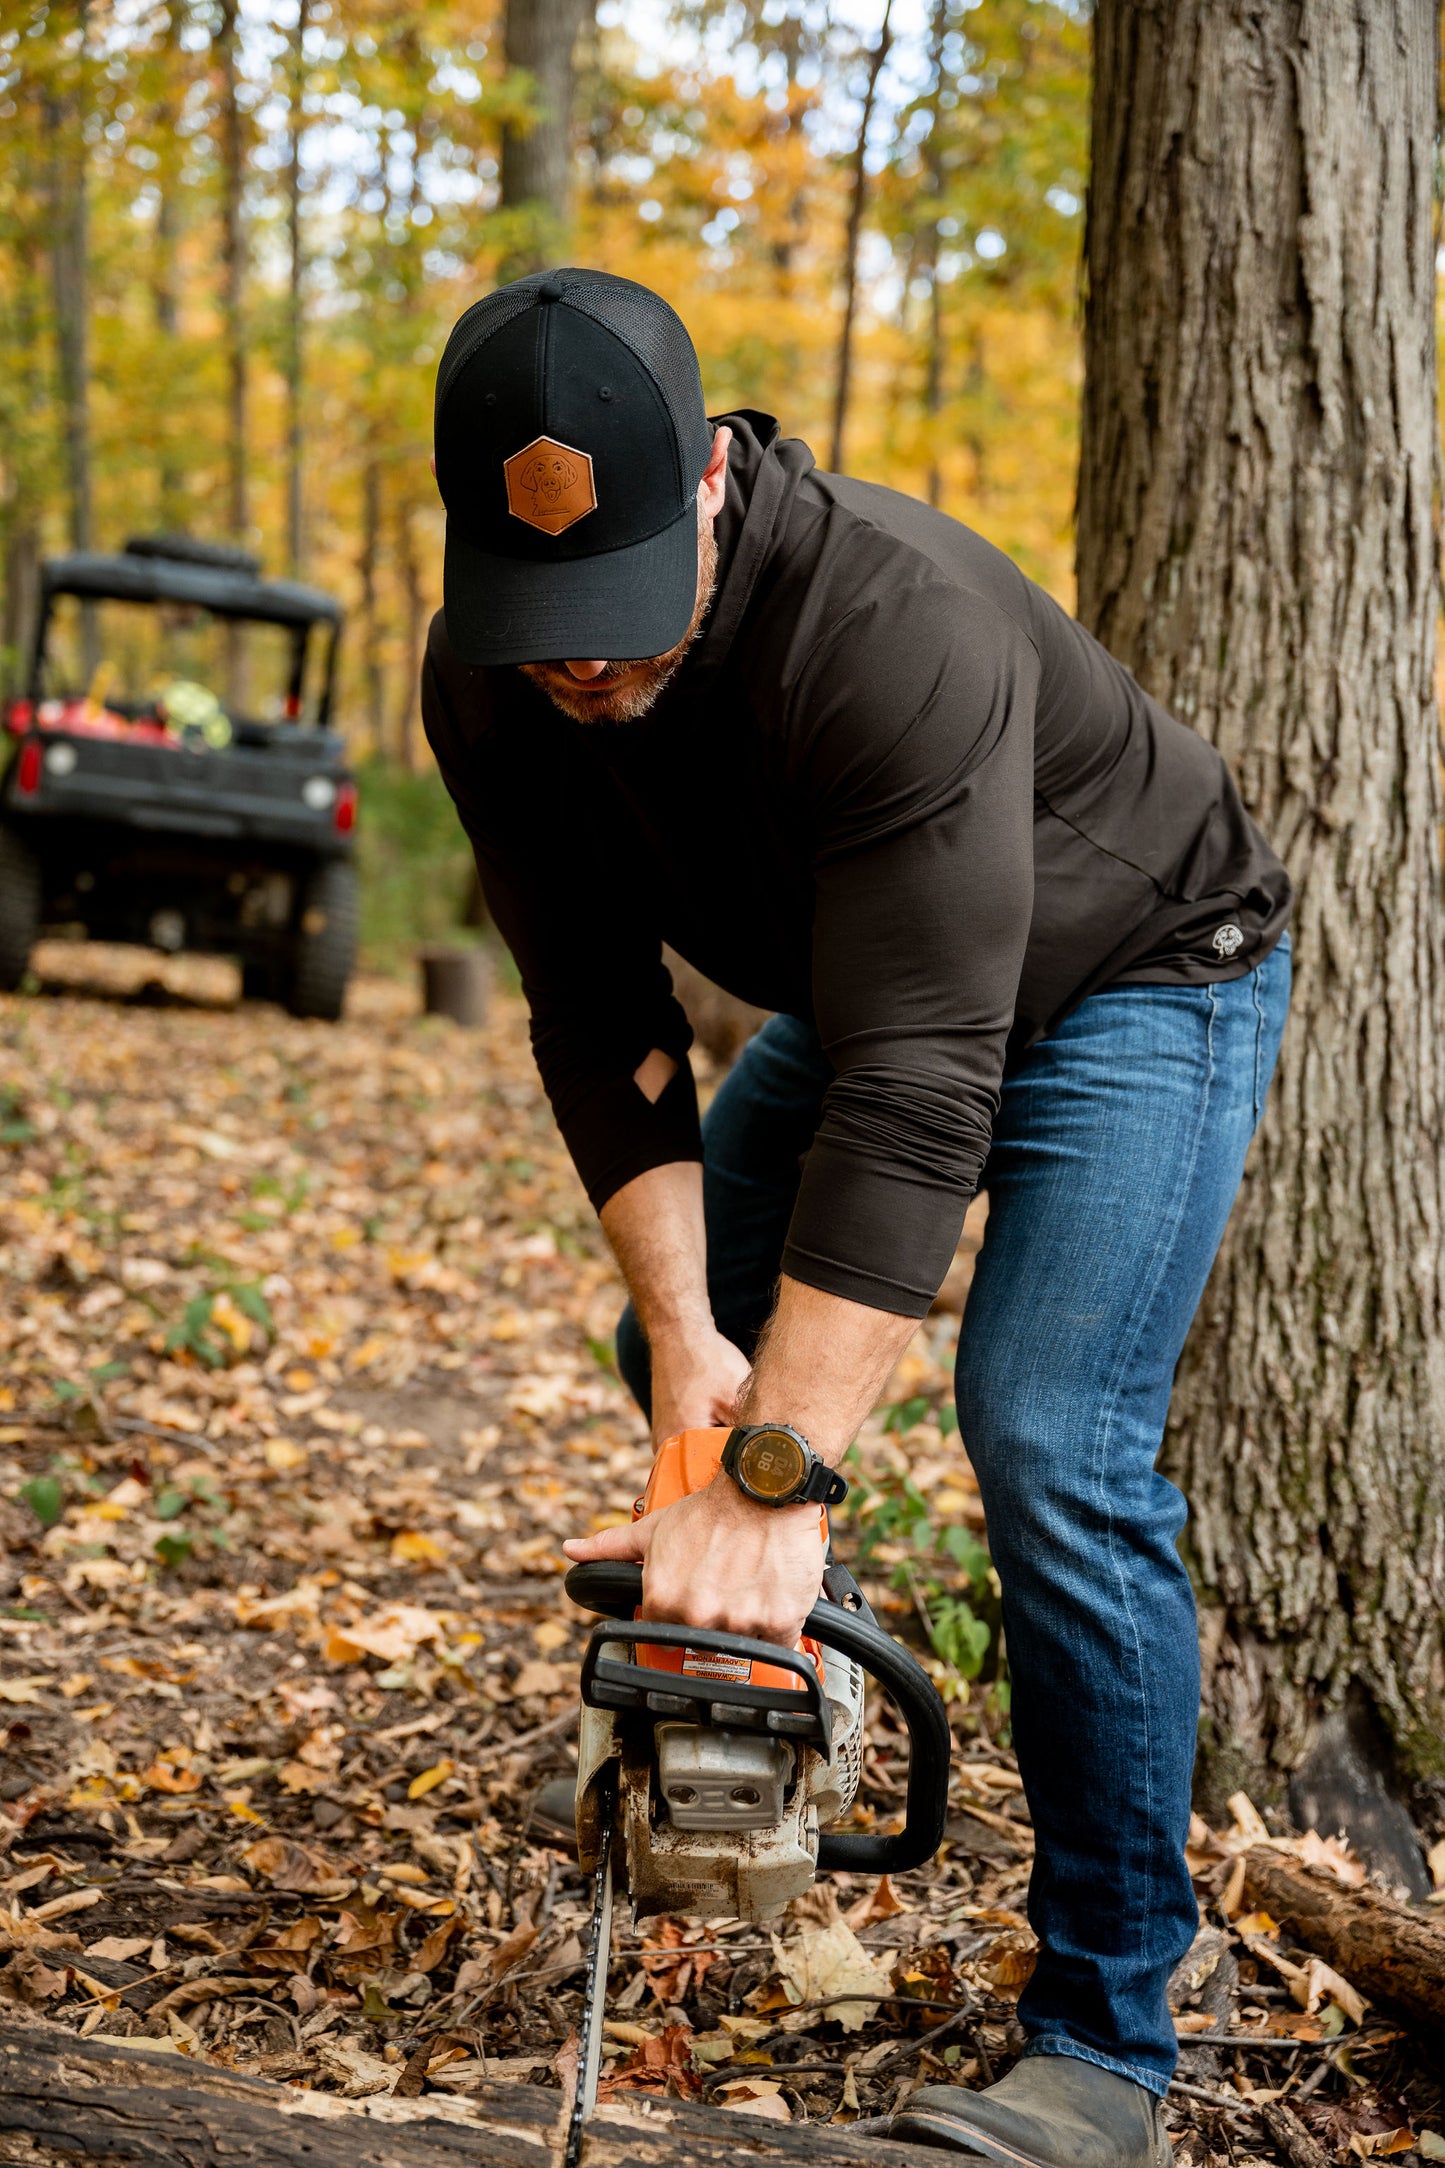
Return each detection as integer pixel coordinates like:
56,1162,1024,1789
685,410,817,680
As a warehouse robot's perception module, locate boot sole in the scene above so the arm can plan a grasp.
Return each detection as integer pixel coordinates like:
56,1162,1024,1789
890,2110,1053,2167
893,2105,1170,2168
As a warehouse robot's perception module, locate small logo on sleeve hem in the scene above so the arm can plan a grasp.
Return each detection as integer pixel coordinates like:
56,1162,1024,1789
1212,923,1244,958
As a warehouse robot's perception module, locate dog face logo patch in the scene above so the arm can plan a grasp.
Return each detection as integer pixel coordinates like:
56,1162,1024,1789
504,436,597,536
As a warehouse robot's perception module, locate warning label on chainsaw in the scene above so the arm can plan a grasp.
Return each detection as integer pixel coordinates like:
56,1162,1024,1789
681,1647,751,1683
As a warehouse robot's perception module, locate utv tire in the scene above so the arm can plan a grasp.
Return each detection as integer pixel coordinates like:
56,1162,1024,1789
286,860,357,1022
240,958,285,1004
0,826,41,993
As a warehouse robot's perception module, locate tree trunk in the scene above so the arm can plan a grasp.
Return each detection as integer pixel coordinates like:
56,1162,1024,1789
216,0,249,709
359,450,385,758
0,2016,945,2168
45,2,94,675
1076,1,1445,1804
828,1,893,476
395,498,422,773
153,0,185,529
920,0,947,510
499,0,591,279
216,0,247,543
284,0,311,578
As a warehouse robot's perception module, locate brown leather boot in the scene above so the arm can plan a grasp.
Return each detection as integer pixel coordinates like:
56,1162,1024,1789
891,2054,1172,2166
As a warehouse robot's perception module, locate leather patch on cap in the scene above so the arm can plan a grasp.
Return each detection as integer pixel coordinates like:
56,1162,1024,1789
504,436,597,536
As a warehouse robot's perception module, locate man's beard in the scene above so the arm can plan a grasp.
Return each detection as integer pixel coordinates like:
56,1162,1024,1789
519,514,718,725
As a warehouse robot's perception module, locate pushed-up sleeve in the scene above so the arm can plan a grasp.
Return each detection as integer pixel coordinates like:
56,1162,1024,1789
780,586,1039,1317
421,619,702,1210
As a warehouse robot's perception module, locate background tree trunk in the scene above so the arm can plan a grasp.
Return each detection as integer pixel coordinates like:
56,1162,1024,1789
284,0,310,578
828,1,893,476
153,0,185,529
45,1,94,675
216,0,248,710
1076,0,1445,1810
499,0,591,279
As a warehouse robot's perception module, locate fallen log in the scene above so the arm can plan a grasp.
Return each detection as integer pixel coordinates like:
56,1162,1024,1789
1242,1844,1445,2036
0,2016,947,2168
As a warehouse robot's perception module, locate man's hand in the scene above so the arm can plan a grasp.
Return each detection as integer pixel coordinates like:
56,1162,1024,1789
563,1481,825,1649
648,1325,751,1448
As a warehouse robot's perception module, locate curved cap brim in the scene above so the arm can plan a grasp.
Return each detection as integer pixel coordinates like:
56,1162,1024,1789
443,498,699,668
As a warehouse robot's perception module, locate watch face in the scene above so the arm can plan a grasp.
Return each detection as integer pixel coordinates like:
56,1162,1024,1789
739,1428,807,1501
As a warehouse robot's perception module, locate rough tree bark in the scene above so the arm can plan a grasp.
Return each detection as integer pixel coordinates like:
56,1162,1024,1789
1076,1,1445,1806
499,0,592,279
0,2017,944,2168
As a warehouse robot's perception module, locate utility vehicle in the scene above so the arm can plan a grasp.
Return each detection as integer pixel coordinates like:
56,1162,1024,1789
0,535,358,1019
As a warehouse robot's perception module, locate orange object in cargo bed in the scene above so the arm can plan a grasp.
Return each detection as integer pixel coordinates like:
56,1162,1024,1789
633,1426,829,1695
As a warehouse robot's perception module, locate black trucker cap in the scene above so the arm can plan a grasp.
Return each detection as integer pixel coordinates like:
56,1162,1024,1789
434,268,712,668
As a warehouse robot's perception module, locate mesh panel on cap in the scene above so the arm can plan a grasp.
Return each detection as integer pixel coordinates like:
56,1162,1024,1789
562,277,709,477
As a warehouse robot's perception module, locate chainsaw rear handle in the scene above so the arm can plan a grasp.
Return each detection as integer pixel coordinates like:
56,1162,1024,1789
563,1561,951,1876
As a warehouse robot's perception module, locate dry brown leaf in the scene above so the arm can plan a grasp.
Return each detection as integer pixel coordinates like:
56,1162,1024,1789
239,1837,336,1893
488,1917,539,1982
772,1919,894,2033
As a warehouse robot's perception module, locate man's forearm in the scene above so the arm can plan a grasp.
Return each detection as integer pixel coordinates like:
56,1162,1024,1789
598,1160,753,1442
599,1159,711,1341
738,1275,916,1463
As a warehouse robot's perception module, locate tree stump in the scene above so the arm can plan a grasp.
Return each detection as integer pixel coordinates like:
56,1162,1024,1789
420,948,488,1028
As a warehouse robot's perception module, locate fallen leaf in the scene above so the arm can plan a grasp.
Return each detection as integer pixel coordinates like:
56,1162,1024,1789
407,1760,454,1800
391,1530,446,1566
716,2078,790,2119
239,1837,336,1893
0,1678,54,1705
140,1751,202,1795
1294,1955,1369,2027
85,1936,152,1961
511,1659,567,1698
844,1875,906,1929
29,1887,104,1922
771,1919,894,2032
1232,1910,1279,1937
599,2023,701,2100
413,1915,461,1974
323,1604,446,1666
264,1439,308,1472
488,1917,539,1982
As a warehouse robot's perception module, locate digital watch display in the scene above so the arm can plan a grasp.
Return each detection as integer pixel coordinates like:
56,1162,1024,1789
721,1424,849,1509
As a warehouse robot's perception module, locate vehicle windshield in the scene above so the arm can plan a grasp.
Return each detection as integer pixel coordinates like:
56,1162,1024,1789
40,592,328,739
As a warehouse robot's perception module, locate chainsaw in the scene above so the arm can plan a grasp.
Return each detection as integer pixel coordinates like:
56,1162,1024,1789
560,1426,951,2166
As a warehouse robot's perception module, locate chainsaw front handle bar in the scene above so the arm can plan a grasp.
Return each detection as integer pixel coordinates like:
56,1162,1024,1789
563,1561,951,1877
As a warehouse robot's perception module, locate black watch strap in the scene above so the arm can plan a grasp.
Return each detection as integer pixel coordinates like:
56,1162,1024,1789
799,1459,849,1507
723,1425,849,1509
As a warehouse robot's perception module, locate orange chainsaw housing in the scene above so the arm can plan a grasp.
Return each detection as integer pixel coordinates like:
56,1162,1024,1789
633,1427,829,1694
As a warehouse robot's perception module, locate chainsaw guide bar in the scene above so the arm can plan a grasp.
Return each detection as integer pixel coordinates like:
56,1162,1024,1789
565,1765,616,2168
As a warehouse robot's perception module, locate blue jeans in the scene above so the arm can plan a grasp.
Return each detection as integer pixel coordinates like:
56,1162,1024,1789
617,935,1290,2094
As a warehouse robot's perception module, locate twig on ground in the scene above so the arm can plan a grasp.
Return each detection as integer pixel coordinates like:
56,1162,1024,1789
1258,2099,1334,2168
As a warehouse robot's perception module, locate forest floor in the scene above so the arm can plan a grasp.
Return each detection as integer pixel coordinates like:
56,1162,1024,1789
0,942,1441,2164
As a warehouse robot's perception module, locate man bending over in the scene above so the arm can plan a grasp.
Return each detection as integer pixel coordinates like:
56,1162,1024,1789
421,269,1291,2168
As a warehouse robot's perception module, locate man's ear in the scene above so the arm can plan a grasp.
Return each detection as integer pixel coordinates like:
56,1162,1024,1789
699,425,731,523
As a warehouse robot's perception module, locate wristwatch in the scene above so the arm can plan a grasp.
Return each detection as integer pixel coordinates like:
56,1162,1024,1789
721,1423,848,1508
